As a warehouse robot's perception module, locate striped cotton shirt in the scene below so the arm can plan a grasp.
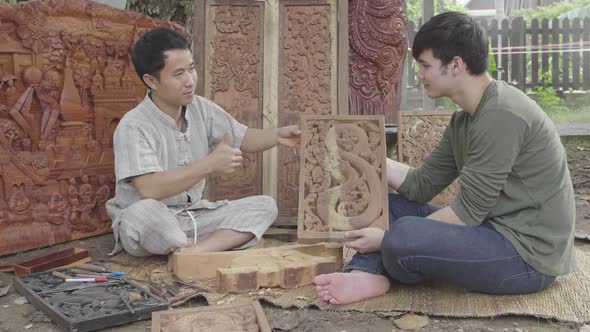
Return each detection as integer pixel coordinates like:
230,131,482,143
106,94,247,224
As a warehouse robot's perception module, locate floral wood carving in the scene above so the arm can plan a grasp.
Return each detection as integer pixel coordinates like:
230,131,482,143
0,0,187,255
278,1,335,224
297,115,388,243
206,4,263,201
397,110,459,206
152,301,272,332
349,0,407,123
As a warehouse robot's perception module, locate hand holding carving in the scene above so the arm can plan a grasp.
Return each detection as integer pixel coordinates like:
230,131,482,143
207,132,242,175
342,227,385,253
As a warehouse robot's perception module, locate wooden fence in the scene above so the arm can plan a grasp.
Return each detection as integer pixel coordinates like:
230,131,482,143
407,17,590,92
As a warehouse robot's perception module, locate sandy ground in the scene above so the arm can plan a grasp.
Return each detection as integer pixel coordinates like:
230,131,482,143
0,137,588,332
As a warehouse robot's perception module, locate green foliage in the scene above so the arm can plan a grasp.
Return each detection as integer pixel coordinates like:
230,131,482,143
405,0,465,22
126,0,194,34
533,72,569,114
516,0,590,20
488,45,497,77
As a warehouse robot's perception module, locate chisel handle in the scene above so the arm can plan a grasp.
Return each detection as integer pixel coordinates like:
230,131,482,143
75,263,108,273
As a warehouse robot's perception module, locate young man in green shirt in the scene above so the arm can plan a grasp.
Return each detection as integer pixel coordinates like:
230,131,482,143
314,11,576,305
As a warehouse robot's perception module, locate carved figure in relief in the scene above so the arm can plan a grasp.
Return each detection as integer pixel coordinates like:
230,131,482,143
78,174,97,229
94,175,110,222
314,12,572,305
108,28,301,258
48,192,68,225
7,187,30,216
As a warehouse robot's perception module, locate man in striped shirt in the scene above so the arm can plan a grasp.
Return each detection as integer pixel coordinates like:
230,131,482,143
106,28,301,257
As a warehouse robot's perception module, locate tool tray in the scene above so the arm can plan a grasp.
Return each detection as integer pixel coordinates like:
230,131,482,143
14,269,169,332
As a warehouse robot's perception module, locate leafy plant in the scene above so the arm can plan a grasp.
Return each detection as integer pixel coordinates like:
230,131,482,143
533,72,569,114
516,0,590,19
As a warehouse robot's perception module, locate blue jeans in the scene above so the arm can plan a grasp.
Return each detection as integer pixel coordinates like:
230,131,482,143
345,194,555,295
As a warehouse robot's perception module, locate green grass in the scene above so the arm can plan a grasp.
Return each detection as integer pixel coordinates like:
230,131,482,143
546,107,590,124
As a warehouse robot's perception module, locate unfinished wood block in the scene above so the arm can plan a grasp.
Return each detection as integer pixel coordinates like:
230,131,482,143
297,115,389,243
397,110,459,206
216,250,339,293
171,242,342,282
151,300,271,332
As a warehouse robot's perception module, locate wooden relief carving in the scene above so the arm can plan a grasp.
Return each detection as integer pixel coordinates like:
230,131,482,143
397,110,459,206
297,115,388,243
0,0,187,255
171,242,342,282
348,0,408,124
205,3,264,201
216,243,341,293
151,301,272,332
277,0,335,224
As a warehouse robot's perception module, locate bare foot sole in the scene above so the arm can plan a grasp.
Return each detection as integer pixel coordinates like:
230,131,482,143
313,271,390,305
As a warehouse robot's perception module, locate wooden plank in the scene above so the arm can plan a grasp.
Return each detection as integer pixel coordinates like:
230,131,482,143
531,18,539,88
262,0,279,203
151,301,272,332
584,18,590,91
193,0,207,96
490,19,499,80
337,0,349,116
542,18,550,82
501,18,510,82
562,18,570,91
552,18,560,89
511,17,525,90
407,20,416,87
171,242,343,281
296,115,388,243
572,18,581,90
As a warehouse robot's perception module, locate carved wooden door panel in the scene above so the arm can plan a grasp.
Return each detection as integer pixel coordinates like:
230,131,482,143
195,0,348,225
197,1,265,201
0,0,187,255
397,110,460,206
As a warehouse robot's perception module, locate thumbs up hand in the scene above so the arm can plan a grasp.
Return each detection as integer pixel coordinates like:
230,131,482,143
208,132,243,175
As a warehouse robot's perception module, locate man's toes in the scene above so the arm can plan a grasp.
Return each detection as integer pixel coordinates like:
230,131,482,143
329,298,340,305
313,274,332,285
321,294,333,302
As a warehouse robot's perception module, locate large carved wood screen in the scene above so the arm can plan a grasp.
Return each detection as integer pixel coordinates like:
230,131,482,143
397,110,459,206
0,0,186,255
348,0,407,124
194,0,348,224
297,115,388,243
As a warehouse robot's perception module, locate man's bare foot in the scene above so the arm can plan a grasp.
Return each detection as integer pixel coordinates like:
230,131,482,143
313,271,390,305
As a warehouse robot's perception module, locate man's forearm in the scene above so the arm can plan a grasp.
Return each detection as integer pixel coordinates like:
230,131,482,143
131,159,211,200
386,158,411,190
426,206,466,225
241,128,278,153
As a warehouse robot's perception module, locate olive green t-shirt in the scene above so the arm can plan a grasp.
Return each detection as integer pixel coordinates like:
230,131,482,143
398,80,576,276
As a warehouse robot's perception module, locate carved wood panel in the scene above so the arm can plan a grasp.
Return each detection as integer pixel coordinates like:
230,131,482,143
204,2,264,201
151,301,272,332
0,0,187,255
397,110,459,206
193,0,346,226
297,115,388,243
277,0,339,225
349,0,408,124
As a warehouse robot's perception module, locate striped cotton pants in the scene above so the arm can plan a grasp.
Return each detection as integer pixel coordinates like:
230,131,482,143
113,195,277,256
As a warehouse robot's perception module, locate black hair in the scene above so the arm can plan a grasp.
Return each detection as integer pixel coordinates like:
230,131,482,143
412,11,488,75
131,28,190,88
